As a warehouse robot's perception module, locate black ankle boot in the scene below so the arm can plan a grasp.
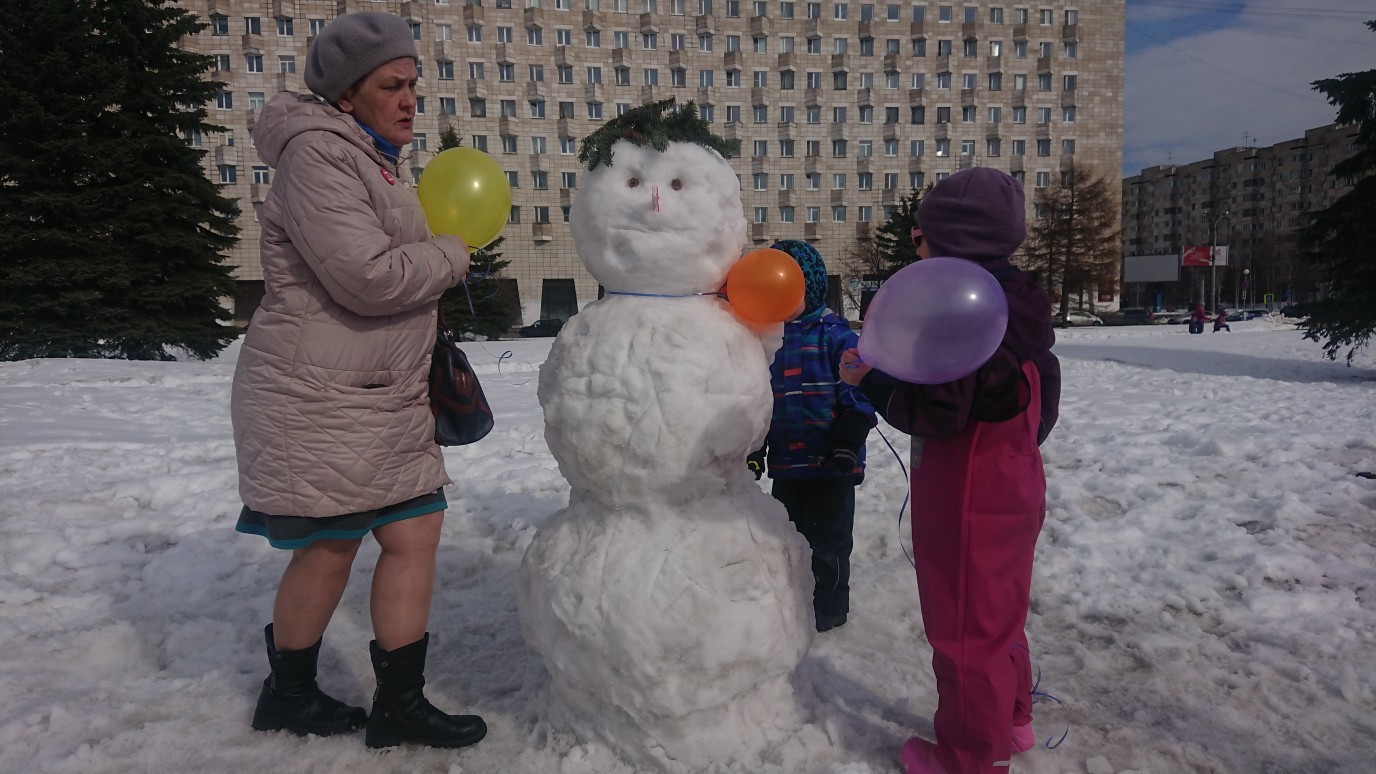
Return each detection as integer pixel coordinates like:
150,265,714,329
365,633,486,749
251,624,367,736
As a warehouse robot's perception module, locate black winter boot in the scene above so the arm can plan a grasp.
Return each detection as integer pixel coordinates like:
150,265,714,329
251,624,367,736
365,633,487,749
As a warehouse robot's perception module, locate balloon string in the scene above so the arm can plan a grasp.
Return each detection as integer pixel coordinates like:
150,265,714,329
875,427,915,570
461,272,529,385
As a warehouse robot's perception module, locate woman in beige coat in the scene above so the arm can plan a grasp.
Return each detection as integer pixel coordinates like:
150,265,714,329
230,12,485,750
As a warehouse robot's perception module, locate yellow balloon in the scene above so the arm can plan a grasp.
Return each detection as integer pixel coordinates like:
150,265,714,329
416,147,513,248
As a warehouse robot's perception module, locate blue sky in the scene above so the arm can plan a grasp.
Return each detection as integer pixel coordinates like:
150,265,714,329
1123,0,1374,176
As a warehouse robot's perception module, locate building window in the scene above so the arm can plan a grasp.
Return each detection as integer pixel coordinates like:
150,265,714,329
471,135,488,151
252,166,270,184
503,136,519,154
780,139,794,156
530,100,546,118
1063,74,1077,91
586,29,601,47
211,15,229,35
279,55,296,74
501,99,517,117
1063,106,1076,122
246,54,263,73
909,139,924,156
500,64,515,82
587,66,602,83
806,206,820,222
753,173,767,190
1036,138,1051,156
470,98,487,117
832,205,846,222
245,16,261,35
215,54,231,72
1062,138,1076,155
218,165,237,184
960,139,975,156
935,138,950,156
588,101,603,119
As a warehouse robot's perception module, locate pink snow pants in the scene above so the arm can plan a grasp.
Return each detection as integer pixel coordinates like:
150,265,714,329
911,361,1046,773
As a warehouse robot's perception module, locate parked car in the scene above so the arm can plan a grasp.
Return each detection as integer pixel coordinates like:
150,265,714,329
519,318,565,338
1281,302,1314,319
1057,310,1104,327
1104,308,1154,326
1239,308,1273,320
1165,311,1195,325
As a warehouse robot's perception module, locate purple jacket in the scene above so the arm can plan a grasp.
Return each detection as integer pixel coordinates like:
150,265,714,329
858,259,1061,443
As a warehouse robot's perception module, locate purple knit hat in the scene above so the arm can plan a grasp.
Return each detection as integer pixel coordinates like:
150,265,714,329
917,167,1026,264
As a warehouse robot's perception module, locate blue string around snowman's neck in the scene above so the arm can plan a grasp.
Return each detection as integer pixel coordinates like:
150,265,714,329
606,290,726,299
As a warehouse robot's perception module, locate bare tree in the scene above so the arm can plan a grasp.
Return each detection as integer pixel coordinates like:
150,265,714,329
1021,162,1121,319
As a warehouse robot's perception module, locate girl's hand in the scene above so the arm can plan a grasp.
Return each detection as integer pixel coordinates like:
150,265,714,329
839,348,871,386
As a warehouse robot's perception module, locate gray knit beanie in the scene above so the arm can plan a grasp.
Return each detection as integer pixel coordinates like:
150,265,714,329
917,167,1027,264
305,12,418,103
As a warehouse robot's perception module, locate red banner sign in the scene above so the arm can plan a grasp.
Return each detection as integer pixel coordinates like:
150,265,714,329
1181,246,1212,267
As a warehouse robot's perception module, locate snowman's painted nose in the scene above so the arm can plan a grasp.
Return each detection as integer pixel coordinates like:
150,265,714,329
651,185,661,213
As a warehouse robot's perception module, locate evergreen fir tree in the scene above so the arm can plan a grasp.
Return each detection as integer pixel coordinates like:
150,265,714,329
432,126,519,338
873,189,926,276
1298,20,1376,363
0,0,240,361
1020,162,1120,320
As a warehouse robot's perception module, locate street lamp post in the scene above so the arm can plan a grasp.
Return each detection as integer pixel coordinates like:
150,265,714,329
1209,210,1230,312
1243,268,1251,308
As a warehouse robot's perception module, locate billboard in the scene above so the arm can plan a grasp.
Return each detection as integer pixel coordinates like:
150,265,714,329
1123,254,1181,283
1182,245,1229,267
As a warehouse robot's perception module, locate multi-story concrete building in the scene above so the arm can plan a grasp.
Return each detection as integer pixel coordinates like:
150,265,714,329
175,0,1123,324
1121,123,1359,310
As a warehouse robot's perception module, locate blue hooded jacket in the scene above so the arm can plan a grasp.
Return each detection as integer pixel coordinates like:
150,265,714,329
762,241,876,482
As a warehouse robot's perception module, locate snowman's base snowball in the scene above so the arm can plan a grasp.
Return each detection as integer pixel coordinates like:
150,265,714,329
517,487,814,769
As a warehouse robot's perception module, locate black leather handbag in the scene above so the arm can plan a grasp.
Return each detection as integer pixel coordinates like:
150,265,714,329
428,306,494,446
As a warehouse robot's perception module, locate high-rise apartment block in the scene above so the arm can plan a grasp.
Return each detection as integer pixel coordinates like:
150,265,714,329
1121,123,1359,307
174,0,1123,323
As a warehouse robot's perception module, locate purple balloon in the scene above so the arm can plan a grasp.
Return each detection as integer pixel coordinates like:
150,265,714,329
858,257,1009,384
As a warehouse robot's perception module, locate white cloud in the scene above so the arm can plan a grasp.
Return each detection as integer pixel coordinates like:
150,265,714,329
1124,0,1374,175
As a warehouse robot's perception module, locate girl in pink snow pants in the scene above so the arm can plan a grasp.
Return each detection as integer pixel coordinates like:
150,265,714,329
841,167,1060,774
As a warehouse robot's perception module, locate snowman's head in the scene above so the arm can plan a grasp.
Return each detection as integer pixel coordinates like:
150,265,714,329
569,99,747,295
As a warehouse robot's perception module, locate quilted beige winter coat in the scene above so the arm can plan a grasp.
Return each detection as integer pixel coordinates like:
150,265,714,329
231,92,468,517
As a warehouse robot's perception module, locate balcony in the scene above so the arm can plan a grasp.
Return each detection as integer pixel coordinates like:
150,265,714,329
241,33,263,53
466,80,486,99
642,84,658,102
529,153,548,171
750,222,770,242
585,83,603,102
399,1,423,21
935,54,952,72
435,40,457,61
696,15,715,35
830,123,849,141
250,182,269,203
883,123,901,141
908,156,924,173
778,51,797,71
524,7,544,29
855,221,872,240
856,87,873,106
1037,55,1052,72
697,86,714,104
207,0,231,14
987,54,1003,72
582,10,604,32
751,86,768,106
1062,23,1079,42
557,117,575,136
554,46,574,66
499,115,518,135
908,87,926,104
881,188,899,205
750,155,767,173
724,50,744,69
829,189,845,205
778,189,794,206
962,19,984,37
804,156,820,174
858,19,873,38
272,0,296,17
1013,23,1029,41
910,19,926,38
777,122,794,140
883,53,900,72
1061,91,1078,108
804,87,821,105
805,17,822,38
532,222,553,242
855,155,871,172
830,53,851,72
803,222,820,241
669,50,687,68
985,123,1002,139
961,87,978,106
1008,156,1024,173
527,80,546,100
957,154,977,170
495,43,514,65
464,4,483,24
274,72,293,93
213,144,238,165
751,16,770,37
613,47,630,66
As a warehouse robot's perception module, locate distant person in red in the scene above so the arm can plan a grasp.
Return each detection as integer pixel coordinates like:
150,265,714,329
1189,303,1209,335
1214,309,1231,332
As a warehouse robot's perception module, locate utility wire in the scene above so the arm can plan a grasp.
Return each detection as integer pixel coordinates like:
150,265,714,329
1127,22,1319,100
1129,0,1374,21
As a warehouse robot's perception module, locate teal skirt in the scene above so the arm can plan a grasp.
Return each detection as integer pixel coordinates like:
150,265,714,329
235,489,447,550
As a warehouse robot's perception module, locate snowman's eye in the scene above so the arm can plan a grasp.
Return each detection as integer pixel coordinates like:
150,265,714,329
627,177,640,188
670,179,683,190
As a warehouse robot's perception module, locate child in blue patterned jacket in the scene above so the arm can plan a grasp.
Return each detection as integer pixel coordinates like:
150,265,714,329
747,240,876,632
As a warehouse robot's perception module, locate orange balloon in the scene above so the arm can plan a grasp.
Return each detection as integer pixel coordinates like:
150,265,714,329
725,248,806,324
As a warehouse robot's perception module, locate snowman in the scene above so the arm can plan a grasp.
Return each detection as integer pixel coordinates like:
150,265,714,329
517,100,814,770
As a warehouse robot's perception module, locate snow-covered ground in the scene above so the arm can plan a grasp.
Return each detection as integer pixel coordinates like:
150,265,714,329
1,318,1373,774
